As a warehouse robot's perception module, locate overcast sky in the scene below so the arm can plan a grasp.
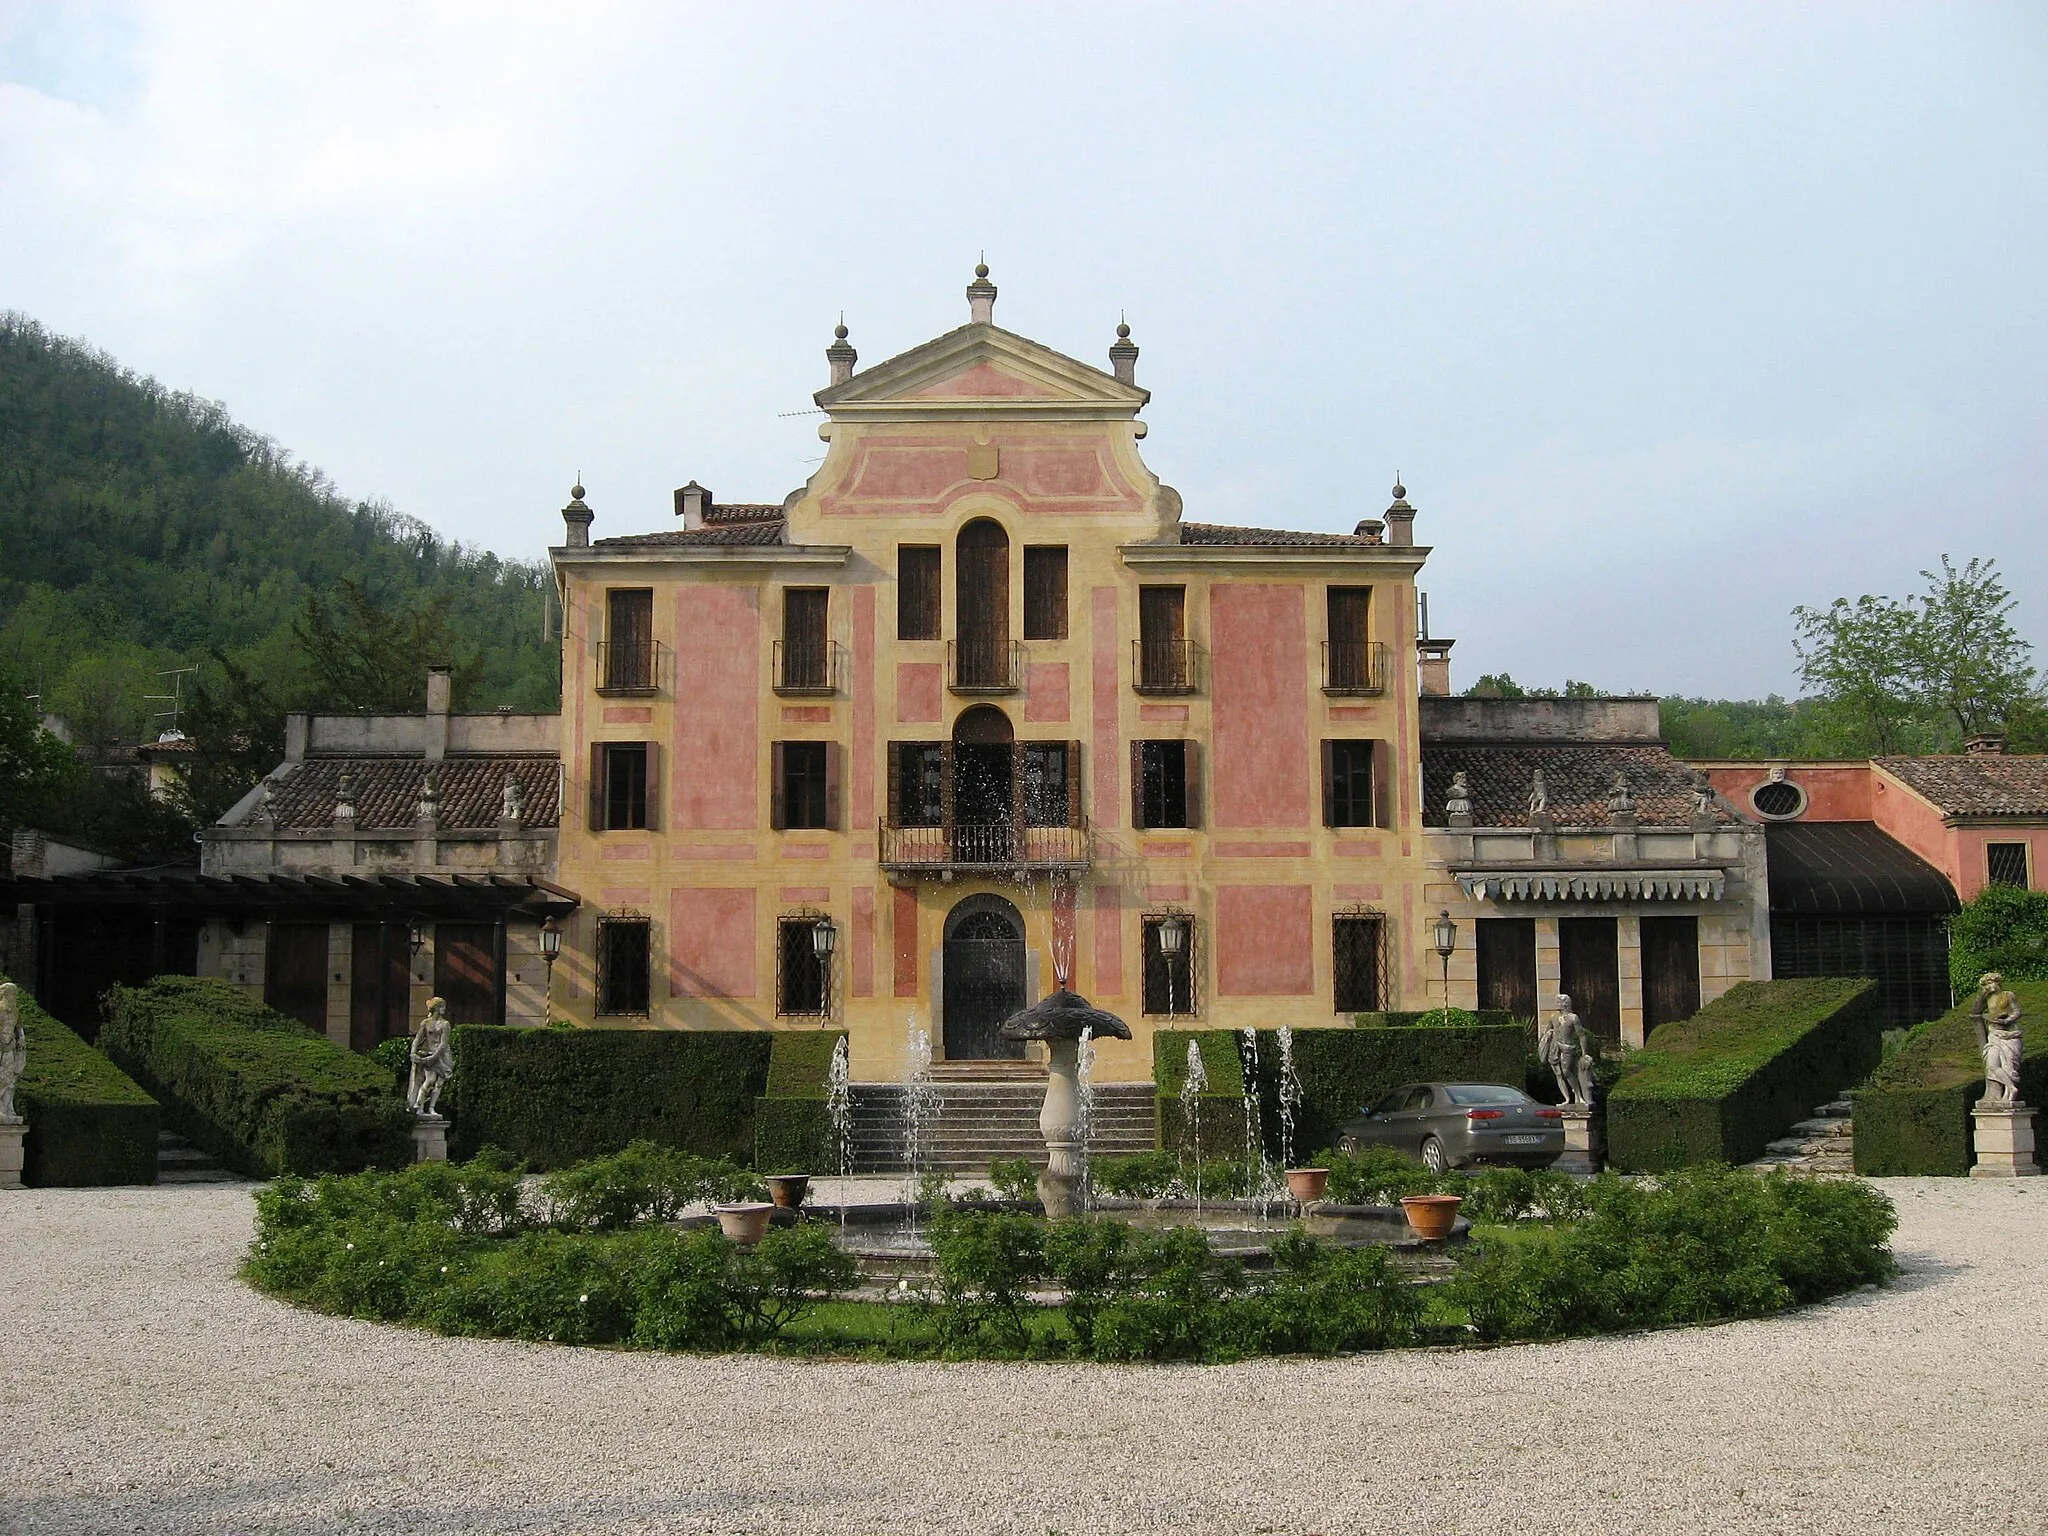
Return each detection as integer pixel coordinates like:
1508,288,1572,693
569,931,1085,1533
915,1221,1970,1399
4,2,2044,697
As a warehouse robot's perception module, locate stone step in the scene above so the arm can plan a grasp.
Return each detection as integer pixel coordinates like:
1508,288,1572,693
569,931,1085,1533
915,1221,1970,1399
155,1131,243,1185
1817,1100,1853,1117
1788,1117,1853,1136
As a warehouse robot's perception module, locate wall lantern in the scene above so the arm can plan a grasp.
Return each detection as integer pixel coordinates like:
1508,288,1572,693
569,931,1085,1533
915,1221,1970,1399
1432,910,1457,960
408,920,426,955
540,915,562,971
811,916,839,961
1158,914,1188,958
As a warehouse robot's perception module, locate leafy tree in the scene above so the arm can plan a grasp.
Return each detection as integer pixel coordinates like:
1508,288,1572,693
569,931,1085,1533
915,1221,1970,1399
1791,593,1925,754
169,649,289,830
1908,556,2038,741
0,665,81,836
293,579,481,713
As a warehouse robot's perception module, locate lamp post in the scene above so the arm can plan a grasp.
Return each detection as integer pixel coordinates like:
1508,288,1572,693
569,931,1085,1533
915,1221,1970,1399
1432,909,1457,1024
811,916,838,1021
408,919,426,985
539,916,562,1020
1158,913,1187,1022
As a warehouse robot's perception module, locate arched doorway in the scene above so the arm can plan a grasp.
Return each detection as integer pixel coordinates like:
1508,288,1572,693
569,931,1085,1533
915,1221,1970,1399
955,517,1011,688
951,704,1014,863
942,893,1027,1060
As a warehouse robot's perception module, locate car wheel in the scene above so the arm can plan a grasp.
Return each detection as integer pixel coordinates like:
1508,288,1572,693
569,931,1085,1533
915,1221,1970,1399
1337,1136,1358,1154
1421,1136,1448,1176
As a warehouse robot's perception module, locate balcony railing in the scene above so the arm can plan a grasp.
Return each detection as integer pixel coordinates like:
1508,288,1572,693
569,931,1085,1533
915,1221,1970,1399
1133,638,1202,695
1321,640,1389,696
596,639,666,696
948,638,1023,694
878,820,1092,875
773,639,847,696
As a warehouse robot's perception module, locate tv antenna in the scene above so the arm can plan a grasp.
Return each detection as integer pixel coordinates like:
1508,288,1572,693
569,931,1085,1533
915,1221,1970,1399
144,666,199,739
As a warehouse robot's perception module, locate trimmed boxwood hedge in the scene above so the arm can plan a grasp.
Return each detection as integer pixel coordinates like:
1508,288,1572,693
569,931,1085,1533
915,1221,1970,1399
1607,978,1882,1172
102,976,410,1178
1153,1028,1248,1154
7,975,159,1186
449,1025,773,1169
753,1030,847,1174
1852,978,2048,1176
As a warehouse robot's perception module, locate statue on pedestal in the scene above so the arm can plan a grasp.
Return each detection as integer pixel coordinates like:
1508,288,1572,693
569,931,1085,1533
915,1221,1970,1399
1539,992,1598,1106
408,997,455,1118
1527,769,1549,820
0,982,25,1123
1973,972,2024,1106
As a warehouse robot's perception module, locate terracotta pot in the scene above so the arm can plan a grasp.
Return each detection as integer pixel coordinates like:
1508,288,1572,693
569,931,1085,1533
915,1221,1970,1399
1398,1193,1463,1242
765,1175,810,1210
1284,1167,1330,1203
714,1202,775,1245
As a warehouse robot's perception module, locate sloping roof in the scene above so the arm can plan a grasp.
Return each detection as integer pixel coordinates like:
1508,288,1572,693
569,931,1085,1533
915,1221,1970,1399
594,523,786,548
1422,743,1737,828
261,757,560,831
0,868,578,916
1876,755,2048,818
1766,821,1958,915
701,501,784,526
1179,522,1383,548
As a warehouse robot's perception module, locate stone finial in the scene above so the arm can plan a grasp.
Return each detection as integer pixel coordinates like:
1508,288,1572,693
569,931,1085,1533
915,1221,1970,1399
826,316,857,386
1607,771,1637,826
417,769,440,827
1527,768,1549,820
1109,317,1139,385
253,780,275,827
1690,768,1716,828
1445,770,1474,829
333,767,357,824
1385,477,1417,547
967,259,998,324
561,479,594,548
501,771,526,827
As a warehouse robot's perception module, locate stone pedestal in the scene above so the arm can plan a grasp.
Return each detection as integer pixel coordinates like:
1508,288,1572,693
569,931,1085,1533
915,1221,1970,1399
411,1113,449,1164
1970,1101,2041,1179
1555,1105,1601,1176
1036,1037,1083,1218
0,1116,25,1189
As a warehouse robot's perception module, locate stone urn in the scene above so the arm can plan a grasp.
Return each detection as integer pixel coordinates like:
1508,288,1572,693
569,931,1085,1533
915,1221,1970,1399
1399,1193,1463,1242
1285,1167,1330,1204
714,1202,774,1245
997,989,1135,1219
764,1175,810,1209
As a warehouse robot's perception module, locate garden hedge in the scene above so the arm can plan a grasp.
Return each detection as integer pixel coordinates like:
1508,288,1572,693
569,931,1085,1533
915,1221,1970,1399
1606,978,1882,1172
1153,1028,1248,1155
1153,1021,1528,1158
753,1029,847,1174
1946,885,2048,994
101,976,410,1178
450,1025,773,1169
1852,978,2048,1176
6,974,159,1186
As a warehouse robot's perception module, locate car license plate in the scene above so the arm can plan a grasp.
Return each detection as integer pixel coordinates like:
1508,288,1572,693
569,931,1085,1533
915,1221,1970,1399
1503,1133,1546,1145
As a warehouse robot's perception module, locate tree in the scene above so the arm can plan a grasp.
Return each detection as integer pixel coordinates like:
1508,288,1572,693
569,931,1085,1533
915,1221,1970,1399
1907,556,2038,741
293,579,481,713
169,649,288,830
0,665,81,835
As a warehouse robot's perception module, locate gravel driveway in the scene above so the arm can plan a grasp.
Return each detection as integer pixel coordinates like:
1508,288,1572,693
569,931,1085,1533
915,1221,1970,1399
2,1178,2042,1535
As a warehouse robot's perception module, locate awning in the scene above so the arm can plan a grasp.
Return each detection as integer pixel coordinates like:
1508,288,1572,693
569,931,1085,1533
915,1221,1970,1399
1766,822,1958,916
1454,868,1727,903
0,869,581,920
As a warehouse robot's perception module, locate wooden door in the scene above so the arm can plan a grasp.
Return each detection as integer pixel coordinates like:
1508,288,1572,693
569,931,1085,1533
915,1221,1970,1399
1138,586,1187,689
1327,587,1371,689
350,923,413,1052
1640,916,1702,1035
433,922,501,1026
956,519,1010,686
606,588,653,689
1558,917,1621,1040
1476,918,1538,1020
783,588,829,689
265,922,330,1033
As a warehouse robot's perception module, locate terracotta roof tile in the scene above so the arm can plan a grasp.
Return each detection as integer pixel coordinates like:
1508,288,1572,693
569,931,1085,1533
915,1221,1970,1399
702,502,785,525
1875,754,2048,818
595,523,785,548
1422,743,1738,829
1179,522,1382,547
265,757,560,831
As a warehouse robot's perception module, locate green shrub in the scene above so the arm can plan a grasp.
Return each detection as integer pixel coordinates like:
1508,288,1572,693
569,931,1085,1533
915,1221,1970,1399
987,1156,1039,1204
924,1211,1049,1351
1606,978,1883,1171
6,976,159,1186
753,1030,846,1174
1852,979,2048,1175
630,1223,856,1351
1319,1145,1449,1204
1461,1166,1538,1224
1946,883,2048,993
541,1140,763,1230
1092,1150,1178,1199
1152,1028,1247,1153
449,1024,773,1169
1089,1226,1243,1362
1228,1234,1425,1355
102,976,408,1177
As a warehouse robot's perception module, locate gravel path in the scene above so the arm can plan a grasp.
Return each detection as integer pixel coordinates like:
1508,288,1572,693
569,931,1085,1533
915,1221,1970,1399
3,1178,2044,1535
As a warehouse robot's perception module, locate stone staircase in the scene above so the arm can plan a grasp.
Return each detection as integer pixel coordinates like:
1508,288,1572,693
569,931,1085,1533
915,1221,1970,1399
848,1075,1159,1175
157,1131,241,1185
1745,1099,1855,1174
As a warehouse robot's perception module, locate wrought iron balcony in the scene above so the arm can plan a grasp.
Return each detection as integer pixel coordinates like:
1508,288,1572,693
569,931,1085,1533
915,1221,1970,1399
773,639,847,696
1322,640,1389,696
948,638,1023,694
596,639,666,696
878,820,1092,876
1132,638,1202,696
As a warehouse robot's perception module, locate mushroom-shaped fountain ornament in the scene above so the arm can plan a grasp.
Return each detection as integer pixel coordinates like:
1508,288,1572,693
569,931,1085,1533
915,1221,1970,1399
999,989,1133,1217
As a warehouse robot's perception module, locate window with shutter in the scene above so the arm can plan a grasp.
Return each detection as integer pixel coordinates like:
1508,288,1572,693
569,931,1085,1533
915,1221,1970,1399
604,589,654,692
779,741,830,829
1324,740,1374,828
1326,587,1371,690
1137,586,1188,691
782,588,830,691
1022,742,1069,826
1135,741,1189,829
601,743,649,830
898,546,941,640
1023,546,1068,639
956,519,1010,687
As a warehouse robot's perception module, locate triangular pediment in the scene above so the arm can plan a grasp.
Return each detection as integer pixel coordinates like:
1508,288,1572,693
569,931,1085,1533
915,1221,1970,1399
815,323,1149,415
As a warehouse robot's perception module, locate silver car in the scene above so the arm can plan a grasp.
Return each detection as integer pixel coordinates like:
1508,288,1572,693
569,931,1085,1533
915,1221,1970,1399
1336,1082,1564,1174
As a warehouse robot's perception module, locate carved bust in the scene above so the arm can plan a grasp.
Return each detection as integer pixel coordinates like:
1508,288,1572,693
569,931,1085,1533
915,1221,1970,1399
1445,770,1473,826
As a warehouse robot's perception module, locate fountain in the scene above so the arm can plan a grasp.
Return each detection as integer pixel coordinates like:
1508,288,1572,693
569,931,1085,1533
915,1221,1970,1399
826,1034,852,1225
899,1010,940,1222
1275,1024,1303,1175
1074,1026,1097,1212
1179,1037,1207,1205
996,988,1132,1218
1239,1026,1278,1209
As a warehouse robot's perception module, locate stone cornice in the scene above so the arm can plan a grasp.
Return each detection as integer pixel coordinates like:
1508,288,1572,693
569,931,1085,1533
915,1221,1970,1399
1453,867,1730,903
1118,542,1431,574
549,544,852,572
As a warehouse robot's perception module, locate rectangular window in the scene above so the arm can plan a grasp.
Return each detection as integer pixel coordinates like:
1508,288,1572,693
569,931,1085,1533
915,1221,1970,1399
776,741,832,830
898,545,941,640
1333,911,1387,1013
1137,585,1188,691
1023,741,1070,827
601,742,649,830
604,588,655,692
1023,546,1069,640
781,587,830,690
1133,740,1190,830
777,916,831,1017
595,916,651,1016
894,742,946,827
1988,842,2031,888
1322,740,1376,827
1141,915,1198,1017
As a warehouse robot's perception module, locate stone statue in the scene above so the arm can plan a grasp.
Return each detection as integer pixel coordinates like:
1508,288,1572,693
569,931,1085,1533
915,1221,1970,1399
1607,773,1636,817
408,997,455,1118
501,772,526,824
333,767,357,823
1445,770,1472,824
1539,992,1598,1106
0,983,25,1124
417,770,440,825
1973,972,2024,1106
1691,769,1716,820
1527,769,1549,819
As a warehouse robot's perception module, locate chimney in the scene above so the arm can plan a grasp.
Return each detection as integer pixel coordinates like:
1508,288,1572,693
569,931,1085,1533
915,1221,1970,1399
676,481,711,529
1417,639,1455,697
967,260,997,324
1964,732,2008,756
826,319,857,386
561,480,593,548
1109,319,1139,385
1353,518,1385,544
424,665,452,761
1384,479,1416,547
